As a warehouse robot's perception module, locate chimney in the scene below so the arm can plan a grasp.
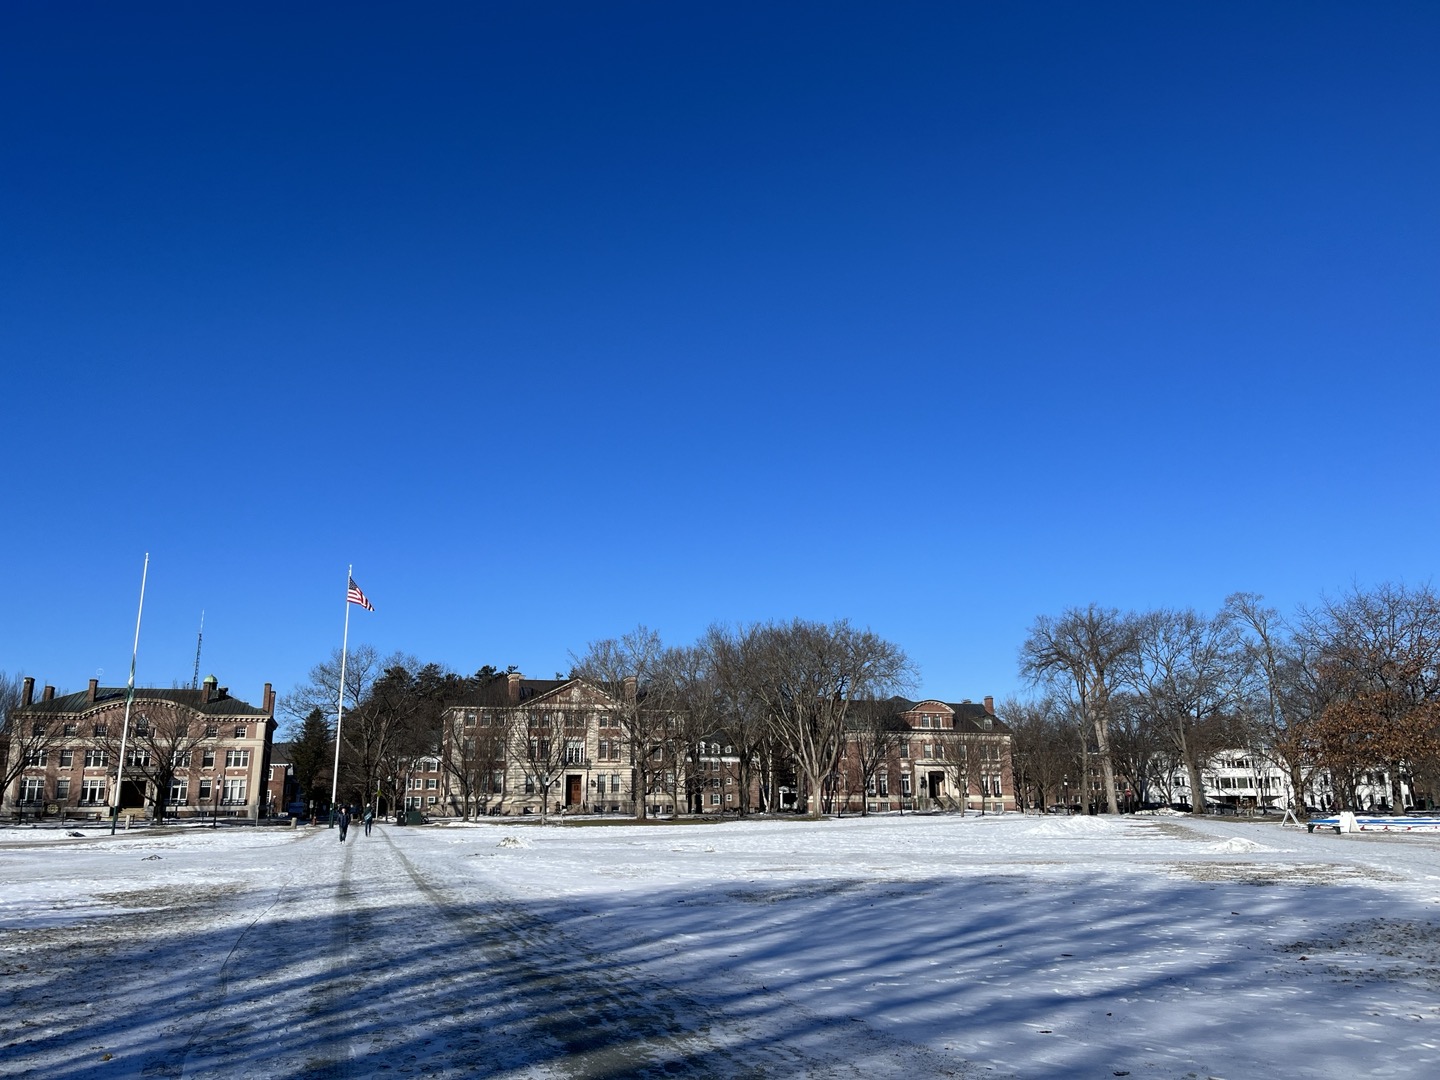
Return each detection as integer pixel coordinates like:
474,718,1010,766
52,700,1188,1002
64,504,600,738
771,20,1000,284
623,675,638,703
263,683,274,716
22,676,34,706
42,685,55,702
507,672,523,703
202,674,217,704
87,678,98,704
984,695,994,715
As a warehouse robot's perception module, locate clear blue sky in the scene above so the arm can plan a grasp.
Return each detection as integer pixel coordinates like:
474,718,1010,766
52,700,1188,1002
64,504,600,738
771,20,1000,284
3,2,1437,715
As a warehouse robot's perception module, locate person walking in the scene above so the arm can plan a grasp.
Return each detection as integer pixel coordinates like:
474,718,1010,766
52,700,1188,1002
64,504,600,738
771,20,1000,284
363,807,374,837
337,806,350,841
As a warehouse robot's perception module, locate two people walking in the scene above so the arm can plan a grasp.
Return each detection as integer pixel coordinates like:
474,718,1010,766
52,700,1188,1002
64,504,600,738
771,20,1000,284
337,805,376,841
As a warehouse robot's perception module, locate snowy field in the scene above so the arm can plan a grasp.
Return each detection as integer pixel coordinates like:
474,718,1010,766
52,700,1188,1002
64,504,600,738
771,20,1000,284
2,813,1439,1079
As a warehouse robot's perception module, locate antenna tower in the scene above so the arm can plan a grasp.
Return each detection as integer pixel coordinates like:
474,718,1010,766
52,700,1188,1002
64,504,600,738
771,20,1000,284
192,610,204,690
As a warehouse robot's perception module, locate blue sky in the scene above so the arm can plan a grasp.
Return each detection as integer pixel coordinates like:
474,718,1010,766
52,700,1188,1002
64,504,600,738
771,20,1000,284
3,2,1437,717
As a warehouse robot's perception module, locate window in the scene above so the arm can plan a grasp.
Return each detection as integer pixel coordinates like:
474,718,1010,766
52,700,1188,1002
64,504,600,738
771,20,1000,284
127,748,151,767
524,776,536,794
202,749,215,768
921,716,931,728
84,749,108,768
222,779,246,805
711,794,720,805
135,716,149,735
564,741,585,764
924,744,934,759
234,725,247,738
63,724,77,736
900,742,909,759
901,774,912,796
611,774,622,794
464,709,476,726
21,778,45,803
55,778,71,801
81,779,106,804
198,779,213,802
426,778,437,790
205,725,219,737
174,750,192,767
598,740,609,761
60,749,74,767
170,779,188,803
26,749,47,767
878,773,889,797
489,771,505,795
225,750,249,768
93,724,108,737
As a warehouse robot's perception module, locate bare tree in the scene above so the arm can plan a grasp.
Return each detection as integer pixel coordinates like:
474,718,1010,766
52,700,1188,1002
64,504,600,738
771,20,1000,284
704,625,770,814
660,644,723,814
280,644,381,734
2,673,66,811
339,655,424,810
1020,606,1139,814
1132,608,1245,816
572,626,675,820
97,701,209,821
443,706,511,819
511,705,569,820
739,619,912,817
999,696,1074,811
1227,593,1329,816
845,696,908,816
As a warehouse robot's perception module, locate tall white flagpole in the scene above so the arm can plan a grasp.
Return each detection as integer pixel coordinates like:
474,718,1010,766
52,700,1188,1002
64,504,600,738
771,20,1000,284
329,564,353,827
111,553,150,835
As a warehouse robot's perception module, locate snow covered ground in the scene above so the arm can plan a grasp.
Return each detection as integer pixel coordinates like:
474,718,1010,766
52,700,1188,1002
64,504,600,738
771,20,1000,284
2,813,1439,1079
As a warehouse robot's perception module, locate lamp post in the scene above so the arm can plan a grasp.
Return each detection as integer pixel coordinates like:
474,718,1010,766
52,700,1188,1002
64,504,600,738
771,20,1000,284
1063,776,1070,814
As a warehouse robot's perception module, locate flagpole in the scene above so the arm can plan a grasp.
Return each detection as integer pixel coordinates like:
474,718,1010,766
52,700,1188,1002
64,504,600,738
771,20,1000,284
111,553,150,835
329,564,352,827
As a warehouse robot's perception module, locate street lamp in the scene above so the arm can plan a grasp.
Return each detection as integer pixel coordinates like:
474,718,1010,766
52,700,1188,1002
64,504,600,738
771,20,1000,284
1063,776,1070,814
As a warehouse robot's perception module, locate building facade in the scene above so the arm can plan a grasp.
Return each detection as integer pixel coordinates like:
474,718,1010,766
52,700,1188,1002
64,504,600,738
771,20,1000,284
1164,752,1417,814
434,675,1015,818
4,675,277,822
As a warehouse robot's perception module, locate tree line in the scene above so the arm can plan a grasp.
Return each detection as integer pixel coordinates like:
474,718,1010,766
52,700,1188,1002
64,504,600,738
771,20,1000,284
1007,584,1440,816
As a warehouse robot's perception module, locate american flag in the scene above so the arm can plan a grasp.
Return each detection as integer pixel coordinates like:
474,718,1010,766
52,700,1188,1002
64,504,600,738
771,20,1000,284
347,578,374,612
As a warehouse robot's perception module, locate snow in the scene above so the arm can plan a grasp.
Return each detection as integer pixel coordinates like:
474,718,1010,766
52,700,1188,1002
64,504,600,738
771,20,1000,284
3,813,1440,1078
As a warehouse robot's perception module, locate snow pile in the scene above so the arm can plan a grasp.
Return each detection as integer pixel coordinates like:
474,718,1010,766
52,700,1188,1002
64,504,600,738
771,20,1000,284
1021,814,1119,838
1212,836,1274,853
497,835,530,849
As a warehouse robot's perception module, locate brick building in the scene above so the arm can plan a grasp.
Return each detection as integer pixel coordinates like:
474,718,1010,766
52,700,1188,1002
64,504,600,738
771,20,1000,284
4,674,277,822
833,696,1016,815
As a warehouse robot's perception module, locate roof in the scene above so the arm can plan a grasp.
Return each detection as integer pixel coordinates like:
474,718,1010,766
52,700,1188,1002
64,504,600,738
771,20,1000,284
16,686,271,719
879,696,1013,735
449,676,620,709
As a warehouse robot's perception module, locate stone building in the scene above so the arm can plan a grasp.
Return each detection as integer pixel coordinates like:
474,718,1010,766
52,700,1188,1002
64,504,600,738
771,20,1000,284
435,673,1014,818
